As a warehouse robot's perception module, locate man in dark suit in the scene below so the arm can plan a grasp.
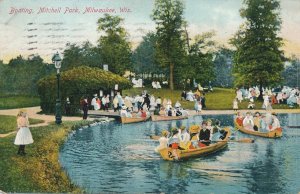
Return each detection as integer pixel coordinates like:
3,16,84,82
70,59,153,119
199,121,211,146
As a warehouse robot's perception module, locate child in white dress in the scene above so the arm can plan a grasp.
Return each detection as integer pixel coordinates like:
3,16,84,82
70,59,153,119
14,110,34,155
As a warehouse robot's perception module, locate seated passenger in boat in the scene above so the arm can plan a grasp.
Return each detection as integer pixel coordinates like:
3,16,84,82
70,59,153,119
206,119,213,136
199,121,211,146
260,114,269,132
236,112,244,126
243,112,254,130
253,112,261,131
189,125,200,149
167,108,173,116
155,130,169,153
120,105,128,117
179,126,190,150
210,119,226,141
175,108,183,116
159,107,167,116
270,112,280,131
168,128,181,160
137,108,147,118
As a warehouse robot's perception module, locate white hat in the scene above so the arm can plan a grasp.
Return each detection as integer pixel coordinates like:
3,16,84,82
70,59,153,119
93,94,98,97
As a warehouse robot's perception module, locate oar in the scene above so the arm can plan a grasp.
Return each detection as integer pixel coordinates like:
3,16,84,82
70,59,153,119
150,135,254,143
212,138,254,143
149,135,160,140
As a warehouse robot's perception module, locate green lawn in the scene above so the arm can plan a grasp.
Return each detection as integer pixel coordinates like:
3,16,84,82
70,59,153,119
123,87,295,110
0,95,40,110
0,118,94,193
0,115,44,134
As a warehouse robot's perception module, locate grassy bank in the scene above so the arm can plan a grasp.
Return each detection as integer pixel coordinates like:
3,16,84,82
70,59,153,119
0,119,94,193
0,95,40,110
123,87,295,110
0,115,44,134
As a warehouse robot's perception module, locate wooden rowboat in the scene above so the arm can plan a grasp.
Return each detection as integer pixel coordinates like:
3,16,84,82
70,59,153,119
151,115,188,122
159,127,231,161
234,120,282,138
121,116,149,124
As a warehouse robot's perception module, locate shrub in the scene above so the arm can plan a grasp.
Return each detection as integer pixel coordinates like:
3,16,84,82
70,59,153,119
37,66,132,114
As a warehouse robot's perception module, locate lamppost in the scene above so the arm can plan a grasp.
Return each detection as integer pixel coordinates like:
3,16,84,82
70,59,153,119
52,52,62,124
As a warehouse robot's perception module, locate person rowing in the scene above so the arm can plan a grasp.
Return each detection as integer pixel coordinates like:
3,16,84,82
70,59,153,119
199,121,211,146
179,126,190,150
154,130,169,153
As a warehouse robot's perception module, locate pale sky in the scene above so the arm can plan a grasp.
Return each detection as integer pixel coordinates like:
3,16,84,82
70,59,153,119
0,0,299,63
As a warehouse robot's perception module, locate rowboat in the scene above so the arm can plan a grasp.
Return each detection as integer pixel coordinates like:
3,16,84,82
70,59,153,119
151,115,188,122
120,116,149,124
159,127,231,161
234,120,282,138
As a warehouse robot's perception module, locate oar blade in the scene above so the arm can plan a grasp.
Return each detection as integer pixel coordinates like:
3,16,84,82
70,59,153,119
236,138,255,143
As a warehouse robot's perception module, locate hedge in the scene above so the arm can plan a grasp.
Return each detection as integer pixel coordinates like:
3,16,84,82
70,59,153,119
37,66,132,114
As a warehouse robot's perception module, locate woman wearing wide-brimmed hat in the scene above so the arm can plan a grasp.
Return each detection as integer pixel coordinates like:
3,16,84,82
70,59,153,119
14,109,34,155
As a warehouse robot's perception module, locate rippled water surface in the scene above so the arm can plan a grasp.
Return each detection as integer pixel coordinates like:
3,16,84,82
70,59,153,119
60,114,300,193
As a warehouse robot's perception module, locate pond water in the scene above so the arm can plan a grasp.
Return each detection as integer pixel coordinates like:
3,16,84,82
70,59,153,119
59,114,300,193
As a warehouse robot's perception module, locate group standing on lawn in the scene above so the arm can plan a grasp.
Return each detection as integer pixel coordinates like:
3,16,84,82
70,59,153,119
233,86,300,111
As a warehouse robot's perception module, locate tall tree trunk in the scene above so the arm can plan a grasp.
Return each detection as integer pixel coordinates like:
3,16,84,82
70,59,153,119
258,83,263,100
169,63,174,90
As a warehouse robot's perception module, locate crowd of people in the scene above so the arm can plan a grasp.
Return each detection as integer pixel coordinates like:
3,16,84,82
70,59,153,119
86,90,190,119
235,111,280,132
155,119,227,159
181,89,206,113
233,86,300,111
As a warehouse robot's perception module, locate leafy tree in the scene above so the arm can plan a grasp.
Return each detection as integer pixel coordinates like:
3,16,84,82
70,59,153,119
213,47,234,87
62,41,102,71
282,56,300,87
0,55,50,95
188,31,216,87
132,33,164,77
97,14,132,75
231,0,284,98
152,0,186,90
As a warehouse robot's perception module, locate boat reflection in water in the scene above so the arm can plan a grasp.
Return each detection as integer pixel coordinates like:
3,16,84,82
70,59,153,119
60,113,300,194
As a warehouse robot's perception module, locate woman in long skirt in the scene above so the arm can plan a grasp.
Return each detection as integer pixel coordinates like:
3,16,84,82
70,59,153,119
14,109,34,155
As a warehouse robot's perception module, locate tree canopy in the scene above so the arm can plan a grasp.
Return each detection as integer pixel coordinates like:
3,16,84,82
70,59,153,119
132,33,160,75
0,55,52,95
231,0,284,95
97,14,132,75
62,41,102,71
282,56,300,87
152,0,186,90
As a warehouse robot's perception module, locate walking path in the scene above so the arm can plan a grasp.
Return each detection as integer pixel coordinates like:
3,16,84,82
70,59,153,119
1,106,299,138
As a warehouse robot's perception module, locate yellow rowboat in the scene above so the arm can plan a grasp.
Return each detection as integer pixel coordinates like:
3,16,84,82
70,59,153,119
234,120,282,138
120,116,149,124
159,127,231,161
151,115,188,122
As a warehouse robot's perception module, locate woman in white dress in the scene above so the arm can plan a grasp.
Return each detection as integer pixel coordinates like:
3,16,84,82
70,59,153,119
14,110,34,155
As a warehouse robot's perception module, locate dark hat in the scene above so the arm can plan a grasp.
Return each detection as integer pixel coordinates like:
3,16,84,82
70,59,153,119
171,127,178,133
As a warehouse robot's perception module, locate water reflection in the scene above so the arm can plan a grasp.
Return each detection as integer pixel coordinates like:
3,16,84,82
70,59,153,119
60,113,300,193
